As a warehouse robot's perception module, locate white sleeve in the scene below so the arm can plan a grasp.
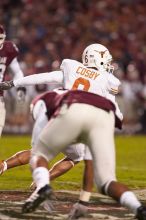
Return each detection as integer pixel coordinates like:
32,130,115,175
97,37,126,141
107,93,123,121
108,74,121,95
114,101,123,121
9,58,24,80
13,70,63,87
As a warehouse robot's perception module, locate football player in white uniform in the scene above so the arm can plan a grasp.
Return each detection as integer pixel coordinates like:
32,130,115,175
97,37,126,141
0,43,123,218
0,43,122,120
0,25,26,137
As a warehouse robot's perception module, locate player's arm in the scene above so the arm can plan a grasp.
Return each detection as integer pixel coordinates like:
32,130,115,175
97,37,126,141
107,74,121,95
108,93,123,118
107,75,123,119
13,70,63,87
9,57,24,79
9,57,27,100
107,75,123,128
107,92,123,130
0,70,63,90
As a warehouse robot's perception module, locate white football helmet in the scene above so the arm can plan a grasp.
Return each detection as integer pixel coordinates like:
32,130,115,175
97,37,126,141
0,25,6,49
82,43,114,73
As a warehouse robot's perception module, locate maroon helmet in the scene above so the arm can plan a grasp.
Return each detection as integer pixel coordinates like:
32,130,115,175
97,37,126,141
0,25,6,48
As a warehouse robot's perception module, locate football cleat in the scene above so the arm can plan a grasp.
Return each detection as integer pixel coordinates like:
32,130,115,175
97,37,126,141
68,201,89,219
41,199,55,213
136,205,146,220
0,160,5,175
22,184,52,213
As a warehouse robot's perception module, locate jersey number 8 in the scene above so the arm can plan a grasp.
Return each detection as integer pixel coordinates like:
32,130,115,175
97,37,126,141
72,77,90,91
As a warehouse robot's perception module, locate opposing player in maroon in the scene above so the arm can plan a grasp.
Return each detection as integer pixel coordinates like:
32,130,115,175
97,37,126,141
22,89,146,220
0,25,26,137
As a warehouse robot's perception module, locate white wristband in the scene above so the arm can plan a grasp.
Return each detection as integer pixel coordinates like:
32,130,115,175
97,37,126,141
79,190,91,202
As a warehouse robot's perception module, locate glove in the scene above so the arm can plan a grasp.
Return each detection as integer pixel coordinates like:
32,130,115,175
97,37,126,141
0,80,14,90
68,201,89,219
17,87,26,102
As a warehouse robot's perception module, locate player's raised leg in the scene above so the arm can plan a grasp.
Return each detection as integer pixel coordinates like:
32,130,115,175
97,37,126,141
0,150,30,175
50,157,78,180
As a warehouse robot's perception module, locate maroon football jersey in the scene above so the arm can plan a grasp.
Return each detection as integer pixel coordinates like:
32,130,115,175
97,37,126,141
31,91,62,120
31,90,121,129
59,90,122,129
0,41,19,96
61,90,122,129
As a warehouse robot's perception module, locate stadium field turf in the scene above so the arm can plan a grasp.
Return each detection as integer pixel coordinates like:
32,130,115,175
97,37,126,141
0,135,146,190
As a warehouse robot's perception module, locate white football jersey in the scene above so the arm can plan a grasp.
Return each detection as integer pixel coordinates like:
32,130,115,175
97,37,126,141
13,58,122,120
60,59,121,100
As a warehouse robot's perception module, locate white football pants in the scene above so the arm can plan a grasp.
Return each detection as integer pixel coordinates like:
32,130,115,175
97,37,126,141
31,100,92,162
32,103,116,189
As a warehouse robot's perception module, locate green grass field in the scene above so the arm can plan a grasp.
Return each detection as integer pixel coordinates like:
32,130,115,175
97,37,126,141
0,135,146,191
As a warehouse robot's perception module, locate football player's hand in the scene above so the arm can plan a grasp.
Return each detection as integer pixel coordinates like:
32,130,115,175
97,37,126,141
41,199,55,213
17,87,26,102
0,80,14,90
68,201,89,219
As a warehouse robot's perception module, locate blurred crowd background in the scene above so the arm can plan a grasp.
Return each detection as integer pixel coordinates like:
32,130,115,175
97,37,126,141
0,0,146,134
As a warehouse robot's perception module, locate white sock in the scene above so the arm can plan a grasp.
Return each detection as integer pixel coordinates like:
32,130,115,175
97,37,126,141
3,161,7,172
33,167,50,189
120,191,141,214
79,190,91,202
